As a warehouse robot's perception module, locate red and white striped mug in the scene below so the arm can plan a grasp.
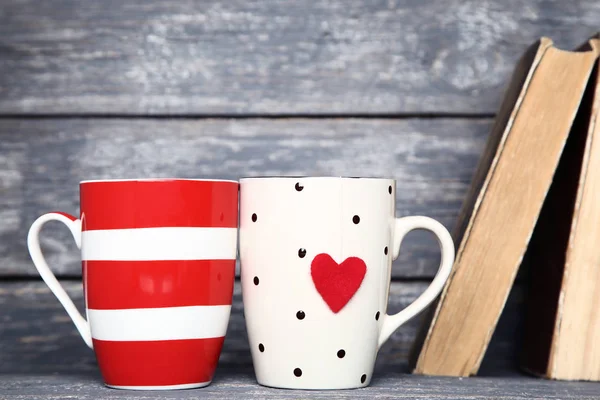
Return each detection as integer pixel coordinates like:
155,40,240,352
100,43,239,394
27,178,239,390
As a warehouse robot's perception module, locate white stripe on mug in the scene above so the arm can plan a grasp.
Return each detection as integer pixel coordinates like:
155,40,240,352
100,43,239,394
81,227,237,261
88,305,232,341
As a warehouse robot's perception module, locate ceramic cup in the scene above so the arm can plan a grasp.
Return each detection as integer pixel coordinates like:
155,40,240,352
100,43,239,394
239,177,455,390
27,178,238,390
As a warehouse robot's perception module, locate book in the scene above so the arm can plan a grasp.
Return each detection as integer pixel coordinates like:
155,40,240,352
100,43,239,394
521,37,600,381
410,37,599,377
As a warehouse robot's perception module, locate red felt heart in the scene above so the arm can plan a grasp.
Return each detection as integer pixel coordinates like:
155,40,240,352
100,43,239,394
310,253,367,313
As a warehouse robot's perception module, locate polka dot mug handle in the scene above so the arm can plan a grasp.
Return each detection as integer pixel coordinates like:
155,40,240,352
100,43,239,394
378,216,455,348
27,212,93,349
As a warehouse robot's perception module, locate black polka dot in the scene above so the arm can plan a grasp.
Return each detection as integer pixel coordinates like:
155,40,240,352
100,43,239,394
253,276,259,285
353,215,360,224
296,311,305,320
298,248,306,258
295,182,304,192
258,343,264,352
384,246,388,255
337,349,345,358
294,368,302,377
375,311,380,321
361,374,367,383
251,213,257,222
388,185,392,194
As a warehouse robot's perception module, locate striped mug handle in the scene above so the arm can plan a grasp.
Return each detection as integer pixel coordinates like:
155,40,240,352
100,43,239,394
27,212,93,349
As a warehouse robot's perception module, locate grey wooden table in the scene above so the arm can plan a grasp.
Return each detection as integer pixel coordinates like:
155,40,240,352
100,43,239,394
1,1,600,398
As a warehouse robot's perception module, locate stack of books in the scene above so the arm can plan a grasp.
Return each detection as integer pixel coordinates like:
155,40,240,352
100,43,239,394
410,36,600,381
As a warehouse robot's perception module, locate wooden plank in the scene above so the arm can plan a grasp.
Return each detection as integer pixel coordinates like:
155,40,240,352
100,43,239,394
0,281,425,374
0,0,598,115
0,281,521,375
1,281,594,399
2,374,600,400
0,117,489,278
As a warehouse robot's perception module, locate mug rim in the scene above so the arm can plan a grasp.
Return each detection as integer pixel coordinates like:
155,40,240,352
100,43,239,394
79,178,238,184
239,176,394,182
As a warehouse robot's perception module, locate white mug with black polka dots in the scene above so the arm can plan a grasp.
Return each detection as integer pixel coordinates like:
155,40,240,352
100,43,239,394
239,176,455,390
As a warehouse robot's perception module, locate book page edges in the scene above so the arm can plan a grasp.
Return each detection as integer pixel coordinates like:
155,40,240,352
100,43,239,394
413,38,552,375
549,38,600,380
414,38,598,376
471,44,598,376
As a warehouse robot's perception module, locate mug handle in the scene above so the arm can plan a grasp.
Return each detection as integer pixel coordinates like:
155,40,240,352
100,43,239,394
378,216,455,348
27,212,93,349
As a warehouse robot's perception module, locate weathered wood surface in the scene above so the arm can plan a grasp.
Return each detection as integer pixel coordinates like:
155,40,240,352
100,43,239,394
2,373,600,400
0,118,490,278
0,281,523,376
0,281,431,374
1,0,599,115
0,281,593,399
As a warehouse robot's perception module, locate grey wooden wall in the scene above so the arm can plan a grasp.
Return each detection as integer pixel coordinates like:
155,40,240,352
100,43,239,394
1,0,599,378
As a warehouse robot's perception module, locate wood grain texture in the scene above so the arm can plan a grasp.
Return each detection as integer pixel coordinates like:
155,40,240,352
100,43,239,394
0,280,522,375
0,281,431,374
1,0,599,115
2,373,600,400
0,281,592,399
0,118,489,278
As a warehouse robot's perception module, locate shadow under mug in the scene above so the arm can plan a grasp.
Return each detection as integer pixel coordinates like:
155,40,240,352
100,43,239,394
27,178,239,390
239,176,455,390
